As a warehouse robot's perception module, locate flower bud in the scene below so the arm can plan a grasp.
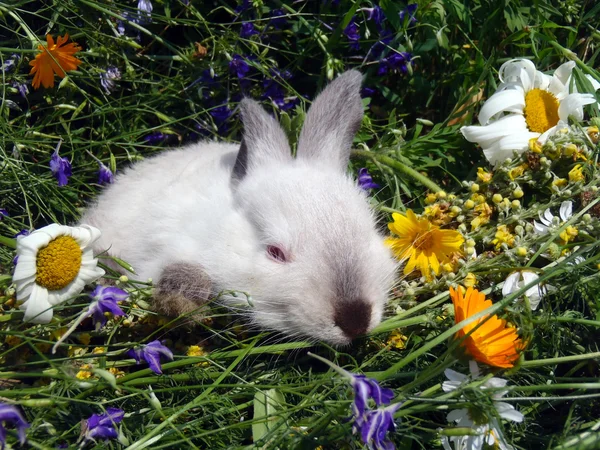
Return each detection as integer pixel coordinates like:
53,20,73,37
511,200,521,209
492,193,503,204
464,199,475,209
465,246,475,256
425,193,437,204
470,183,480,193
515,247,527,257
436,190,447,199
512,187,524,198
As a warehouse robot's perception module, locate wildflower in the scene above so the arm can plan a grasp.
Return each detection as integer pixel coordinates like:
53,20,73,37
89,286,128,329
0,209,7,219
11,81,29,98
552,177,567,189
355,403,402,450
442,362,524,450
560,226,578,244
492,193,503,204
344,18,361,50
50,141,72,187
361,6,385,30
357,168,380,191
461,59,598,165
209,105,232,128
399,4,418,24
568,164,585,183
361,86,377,98
386,210,464,281
108,367,126,378
0,403,29,448
98,163,114,184
492,225,515,249
508,163,528,180
1,53,20,73
502,270,546,310
268,9,288,29
76,364,93,380
240,22,258,38
29,34,82,89
450,287,522,368
528,137,543,153
464,273,477,288
137,0,153,24
512,187,524,198
533,201,572,235
127,340,174,374
12,224,104,323
476,167,492,183
99,66,121,94
143,132,167,144
83,408,124,443
586,125,599,143
234,0,251,14
187,345,207,357
425,193,437,204
378,51,412,76
387,330,408,349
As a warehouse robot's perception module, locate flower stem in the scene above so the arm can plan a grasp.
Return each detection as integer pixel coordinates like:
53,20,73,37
351,150,444,192
0,235,16,249
52,306,92,354
521,352,600,368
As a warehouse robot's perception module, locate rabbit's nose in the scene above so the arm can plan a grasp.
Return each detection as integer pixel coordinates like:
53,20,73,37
334,300,372,340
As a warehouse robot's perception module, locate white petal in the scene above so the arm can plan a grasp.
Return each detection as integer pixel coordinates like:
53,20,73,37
554,61,576,85
468,360,480,378
560,201,573,221
17,231,52,254
521,271,539,286
585,74,600,92
478,89,525,125
499,59,536,92
484,377,508,390
558,93,596,121
21,284,53,323
447,409,469,424
11,256,37,282
461,115,528,148
74,225,102,249
502,272,521,297
15,280,35,301
533,221,548,234
441,436,453,450
444,368,468,384
482,131,538,166
542,208,554,225
495,402,524,423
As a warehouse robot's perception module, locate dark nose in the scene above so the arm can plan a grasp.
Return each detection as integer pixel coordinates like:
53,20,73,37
334,300,372,340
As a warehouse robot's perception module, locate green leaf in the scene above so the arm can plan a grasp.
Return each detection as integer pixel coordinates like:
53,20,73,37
252,388,285,446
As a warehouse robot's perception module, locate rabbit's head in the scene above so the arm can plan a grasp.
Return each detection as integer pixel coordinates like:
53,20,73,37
231,70,397,345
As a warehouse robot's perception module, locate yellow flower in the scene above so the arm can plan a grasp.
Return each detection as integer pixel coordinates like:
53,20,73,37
463,273,477,288
108,367,126,378
78,333,92,346
76,364,93,380
385,210,464,281
387,330,408,349
187,345,207,357
425,193,437,204
568,165,585,183
29,34,82,89
5,335,22,347
450,286,523,368
559,226,578,244
477,167,493,183
492,225,515,250
587,126,599,144
92,347,106,355
552,178,567,188
508,163,529,180
470,202,493,231
528,137,542,153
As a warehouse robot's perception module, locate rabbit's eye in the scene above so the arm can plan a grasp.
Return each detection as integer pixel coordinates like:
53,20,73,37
266,245,287,263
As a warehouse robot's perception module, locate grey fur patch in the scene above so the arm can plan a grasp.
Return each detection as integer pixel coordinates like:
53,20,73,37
232,139,248,181
153,262,213,319
296,70,364,171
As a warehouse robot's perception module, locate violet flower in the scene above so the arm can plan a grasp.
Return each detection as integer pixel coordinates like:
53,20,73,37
100,66,121,94
268,9,288,29
357,168,380,191
50,141,72,187
240,22,258,38
399,4,417,24
234,0,251,14
0,403,29,448
344,18,361,50
137,0,153,24
83,408,124,443
11,81,28,98
355,403,402,450
143,132,168,145
0,209,7,219
351,374,394,418
98,163,114,185
89,286,128,329
1,54,19,74
377,51,412,76
362,6,385,31
361,86,376,98
210,105,232,126
15,230,30,238
127,340,173,374
229,54,251,79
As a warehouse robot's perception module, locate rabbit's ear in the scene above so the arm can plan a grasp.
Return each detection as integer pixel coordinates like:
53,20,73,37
233,99,292,180
296,70,363,171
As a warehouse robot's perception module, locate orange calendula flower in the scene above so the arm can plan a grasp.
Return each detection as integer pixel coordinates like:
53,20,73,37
450,286,522,368
29,34,82,89
385,210,464,281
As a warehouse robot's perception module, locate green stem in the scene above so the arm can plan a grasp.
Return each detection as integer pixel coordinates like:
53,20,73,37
0,235,16,249
521,352,600,368
371,314,430,334
351,150,443,192
547,40,600,82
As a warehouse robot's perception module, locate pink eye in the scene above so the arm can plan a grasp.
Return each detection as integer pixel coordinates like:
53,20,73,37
267,245,287,263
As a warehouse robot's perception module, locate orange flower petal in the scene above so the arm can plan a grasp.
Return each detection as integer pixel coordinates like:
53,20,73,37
29,34,81,89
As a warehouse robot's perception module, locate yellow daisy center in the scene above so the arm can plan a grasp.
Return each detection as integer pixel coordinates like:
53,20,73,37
36,235,82,290
524,88,560,133
412,229,436,251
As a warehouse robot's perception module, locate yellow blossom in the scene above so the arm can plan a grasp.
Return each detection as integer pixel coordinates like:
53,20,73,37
470,202,493,231
92,347,106,355
425,193,437,204
464,199,475,209
471,183,480,193
108,367,126,378
492,225,515,250
563,144,577,157
477,167,492,183
463,273,477,287
552,178,567,188
492,194,503,204
568,165,585,183
560,226,578,244
442,262,455,273
387,330,408,349
78,333,91,346
516,247,528,257
528,138,543,153
508,163,529,180
587,126,599,144
187,345,207,357
76,364,93,380
51,327,68,341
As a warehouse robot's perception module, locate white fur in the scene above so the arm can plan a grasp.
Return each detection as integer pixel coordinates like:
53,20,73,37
81,71,397,345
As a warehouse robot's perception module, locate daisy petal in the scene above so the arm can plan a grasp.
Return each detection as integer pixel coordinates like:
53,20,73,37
478,88,526,125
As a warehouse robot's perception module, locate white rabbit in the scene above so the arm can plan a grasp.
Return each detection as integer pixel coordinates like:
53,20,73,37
81,70,397,345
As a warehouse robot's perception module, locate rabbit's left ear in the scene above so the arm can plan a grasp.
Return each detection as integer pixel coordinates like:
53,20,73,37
296,70,364,172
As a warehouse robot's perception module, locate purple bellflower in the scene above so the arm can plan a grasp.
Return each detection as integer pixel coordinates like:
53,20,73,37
11,81,29,98
362,6,385,31
377,51,412,75
1,54,19,74
100,66,121,94
355,403,402,450
210,105,233,131
89,286,128,329
344,18,361,50
351,374,394,418
268,9,288,29
0,403,29,448
0,209,7,219
83,408,124,443
97,163,114,185
240,22,258,38
229,54,251,79
127,340,174,374
143,132,168,145
137,0,153,24
234,0,251,14
357,168,380,191
50,141,72,187
399,4,417,24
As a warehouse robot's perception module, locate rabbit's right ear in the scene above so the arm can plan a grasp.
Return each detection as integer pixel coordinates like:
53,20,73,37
233,99,292,180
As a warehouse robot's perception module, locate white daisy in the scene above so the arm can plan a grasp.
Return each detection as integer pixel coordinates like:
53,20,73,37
502,270,546,310
461,59,598,165
533,200,572,234
441,361,524,450
12,224,105,323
